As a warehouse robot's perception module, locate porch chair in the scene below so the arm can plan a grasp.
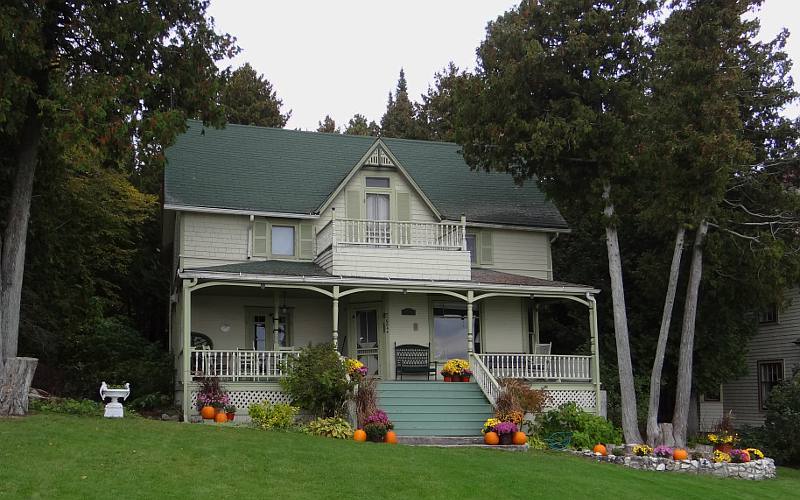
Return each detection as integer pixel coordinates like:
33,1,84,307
533,343,552,379
394,343,438,381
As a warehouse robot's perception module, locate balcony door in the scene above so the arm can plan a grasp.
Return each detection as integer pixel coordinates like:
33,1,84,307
366,193,390,244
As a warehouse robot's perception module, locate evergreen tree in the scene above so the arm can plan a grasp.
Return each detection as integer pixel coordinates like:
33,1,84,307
345,114,380,136
317,115,339,133
380,69,426,139
418,62,465,142
221,63,291,127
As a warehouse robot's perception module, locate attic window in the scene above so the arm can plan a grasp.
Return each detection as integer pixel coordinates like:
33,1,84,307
366,177,390,188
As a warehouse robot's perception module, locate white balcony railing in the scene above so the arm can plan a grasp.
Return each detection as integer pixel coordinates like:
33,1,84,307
475,353,592,381
191,349,298,380
331,218,465,250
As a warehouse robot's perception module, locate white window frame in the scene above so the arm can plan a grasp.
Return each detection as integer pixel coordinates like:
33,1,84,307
271,225,296,257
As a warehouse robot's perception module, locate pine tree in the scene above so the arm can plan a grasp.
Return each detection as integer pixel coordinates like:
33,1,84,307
317,115,339,133
344,114,379,136
380,69,425,139
221,63,291,127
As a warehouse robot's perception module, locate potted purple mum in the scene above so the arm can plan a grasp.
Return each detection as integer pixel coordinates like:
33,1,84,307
495,421,519,445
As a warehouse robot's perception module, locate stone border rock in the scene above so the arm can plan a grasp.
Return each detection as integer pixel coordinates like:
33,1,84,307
571,450,776,480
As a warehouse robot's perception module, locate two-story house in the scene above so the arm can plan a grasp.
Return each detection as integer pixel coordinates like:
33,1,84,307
164,120,603,433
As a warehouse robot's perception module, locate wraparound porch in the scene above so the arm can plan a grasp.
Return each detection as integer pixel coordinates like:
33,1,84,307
173,264,603,420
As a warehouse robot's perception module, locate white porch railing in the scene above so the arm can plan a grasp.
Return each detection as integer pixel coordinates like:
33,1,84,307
334,218,465,250
191,349,298,380
470,353,501,405
475,354,592,381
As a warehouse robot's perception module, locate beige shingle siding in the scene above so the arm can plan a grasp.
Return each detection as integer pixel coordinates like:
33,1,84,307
182,213,249,268
479,229,552,279
723,287,800,427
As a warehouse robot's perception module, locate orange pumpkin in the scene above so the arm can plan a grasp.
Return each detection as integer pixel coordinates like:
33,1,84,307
484,431,500,445
214,411,227,423
353,429,367,442
593,444,607,456
200,406,216,419
673,448,688,461
512,431,528,445
385,431,398,444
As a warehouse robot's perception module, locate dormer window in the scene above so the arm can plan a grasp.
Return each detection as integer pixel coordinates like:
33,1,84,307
271,226,295,256
366,177,390,188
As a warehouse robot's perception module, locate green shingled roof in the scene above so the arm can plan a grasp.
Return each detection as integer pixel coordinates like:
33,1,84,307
164,120,568,229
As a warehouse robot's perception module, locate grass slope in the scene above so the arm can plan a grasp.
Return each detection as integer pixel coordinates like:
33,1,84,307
1,415,798,499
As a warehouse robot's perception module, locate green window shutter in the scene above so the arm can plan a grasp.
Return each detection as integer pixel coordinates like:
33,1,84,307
253,221,268,257
396,192,411,221
480,231,493,265
346,189,361,219
299,222,314,259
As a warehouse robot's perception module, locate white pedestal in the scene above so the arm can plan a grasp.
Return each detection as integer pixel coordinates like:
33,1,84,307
104,399,124,418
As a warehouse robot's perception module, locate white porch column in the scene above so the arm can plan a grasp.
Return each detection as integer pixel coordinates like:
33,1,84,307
588,294,602,416
273,291,281,351
181,279,193,423
332,285,340,352
466,290,474,354
532,300,540,352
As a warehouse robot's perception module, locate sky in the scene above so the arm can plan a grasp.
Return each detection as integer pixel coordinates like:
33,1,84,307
208,0,800,131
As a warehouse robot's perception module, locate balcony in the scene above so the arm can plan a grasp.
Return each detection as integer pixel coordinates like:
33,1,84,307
315,218,472,281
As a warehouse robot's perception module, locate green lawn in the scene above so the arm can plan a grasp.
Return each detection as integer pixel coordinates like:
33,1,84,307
1,415,798,499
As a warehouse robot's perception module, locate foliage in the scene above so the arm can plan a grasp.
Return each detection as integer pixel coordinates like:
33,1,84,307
707,433,737,446
499,379,551,415
763,371,800,464
345,358,367,380
611,447,625,457
221,63,290,127
713,450,732,463
354,376,378,428
29,398,103,416
363,422,388,442
746,448,765,460
691,451,704,461
528,434,548,450
380,69,427,139
304,417,353,439
59,317,172,400
248,401,299,431
316,115,339,133
441,358,469,376
280,343,352,418
363,410,393,429
195,377,229,409
729,449,750,463
482,418,501,434
539,403,623,450
653,446,673,458
129,393,173,412
633,444,653,457
224,404,236,414
344,114,379,136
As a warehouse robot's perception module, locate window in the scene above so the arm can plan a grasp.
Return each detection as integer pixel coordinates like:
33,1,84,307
271,226,295,256
366,177,390,188
465,234,477,264
759,304,778,324
758,360,784,410
432,303,480,360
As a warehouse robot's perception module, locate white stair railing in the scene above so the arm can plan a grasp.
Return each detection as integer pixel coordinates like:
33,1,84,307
470,353,501,406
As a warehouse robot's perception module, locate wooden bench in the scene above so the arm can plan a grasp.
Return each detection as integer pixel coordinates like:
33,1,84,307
394,343,438,381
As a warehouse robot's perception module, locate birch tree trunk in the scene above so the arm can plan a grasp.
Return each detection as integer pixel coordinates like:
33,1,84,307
646,227,685,445
602,182,643,444
0,112,41,416
671,220,709,446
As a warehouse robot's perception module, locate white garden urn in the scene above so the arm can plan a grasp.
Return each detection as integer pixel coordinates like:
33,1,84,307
99,382,130,418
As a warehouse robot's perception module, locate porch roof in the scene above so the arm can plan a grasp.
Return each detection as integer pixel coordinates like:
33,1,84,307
182,261,598,295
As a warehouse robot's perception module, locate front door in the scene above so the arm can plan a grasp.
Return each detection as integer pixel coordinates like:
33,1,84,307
354,308,380,376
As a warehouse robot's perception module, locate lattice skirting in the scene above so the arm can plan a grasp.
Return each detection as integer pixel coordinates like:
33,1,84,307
545,390,596,410
189,389,291,414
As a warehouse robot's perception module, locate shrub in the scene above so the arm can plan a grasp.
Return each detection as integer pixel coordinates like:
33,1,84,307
61,316,172,400
611,447,625,456
248,401,299,430
129,392,172,411
29,397,103,416
538,402,622,450
763,371,800,464
499,379,551,415
280,343,351,418
304,417,353,439
363,423,388,442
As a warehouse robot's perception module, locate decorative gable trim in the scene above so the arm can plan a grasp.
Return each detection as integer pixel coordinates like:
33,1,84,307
316,139,442,220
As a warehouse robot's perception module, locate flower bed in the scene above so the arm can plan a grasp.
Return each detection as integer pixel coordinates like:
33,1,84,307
570,449,776,480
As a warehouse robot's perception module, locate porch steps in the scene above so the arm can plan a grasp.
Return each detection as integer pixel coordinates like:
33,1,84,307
377,381,493,437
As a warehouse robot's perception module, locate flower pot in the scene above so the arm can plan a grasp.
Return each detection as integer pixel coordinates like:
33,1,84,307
226,412,235,422
200,405,216,420
444,376,453,382
461,375,471,382
499,433,514,445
